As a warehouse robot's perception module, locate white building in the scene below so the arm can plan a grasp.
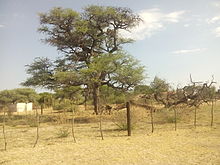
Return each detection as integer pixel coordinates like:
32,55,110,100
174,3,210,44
8,103,33,112
17,103,33,112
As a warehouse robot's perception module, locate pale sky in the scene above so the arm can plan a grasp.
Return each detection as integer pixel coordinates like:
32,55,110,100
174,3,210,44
0,0,220,90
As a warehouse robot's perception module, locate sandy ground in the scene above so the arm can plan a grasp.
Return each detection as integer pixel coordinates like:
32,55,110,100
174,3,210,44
0,105,220,165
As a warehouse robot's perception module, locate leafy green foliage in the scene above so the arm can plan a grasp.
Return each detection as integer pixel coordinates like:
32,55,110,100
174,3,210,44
56,127,70,138
99,85,126,104
150,76,170,94
23,6,144,113
55,86,83,103
53,86,83,111
80,53,145,90
24,6,143,90
134,85,152,95
0,88,38,105
22,57,55,89
38,6,140,60
38,92,53,108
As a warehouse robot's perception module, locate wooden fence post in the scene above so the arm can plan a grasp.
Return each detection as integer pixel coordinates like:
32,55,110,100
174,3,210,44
33,107,39,148
126,102,131,136
174,108,177,131
150,107,154,133
194,106,197,128
3,107,7,151
211,100,214,127
71,104,76,143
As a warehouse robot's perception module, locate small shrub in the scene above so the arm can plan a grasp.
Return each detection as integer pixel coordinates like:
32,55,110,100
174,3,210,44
74,116,98,123
166,116,178,123
114,123,135,131
155,109,181,124
11,115,24,120
56,114,68,124
40,115,58,123
25,115,38,127
28,121,38,127
8,120,27,126
6,119,17,127
56,127,70,138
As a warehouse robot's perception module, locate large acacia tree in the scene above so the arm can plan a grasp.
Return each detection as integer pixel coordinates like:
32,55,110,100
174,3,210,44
23,6,145,114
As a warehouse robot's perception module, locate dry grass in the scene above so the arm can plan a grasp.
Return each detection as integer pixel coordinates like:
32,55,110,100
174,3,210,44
0,102,220,165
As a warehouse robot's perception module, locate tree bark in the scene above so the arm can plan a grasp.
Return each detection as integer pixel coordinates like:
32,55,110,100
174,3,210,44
84,88,88,111
93,85,100,115
40,104,43,115
84,94,87,111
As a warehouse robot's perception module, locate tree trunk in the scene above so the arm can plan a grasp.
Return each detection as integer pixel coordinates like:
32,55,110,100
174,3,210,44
84,88,88,111
40,104,43,115
84,94,87,111
93,86,100,115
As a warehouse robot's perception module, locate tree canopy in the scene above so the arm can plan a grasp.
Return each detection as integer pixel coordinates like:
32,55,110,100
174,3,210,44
22,6,145,114
0,88,38,105
150,76,170,94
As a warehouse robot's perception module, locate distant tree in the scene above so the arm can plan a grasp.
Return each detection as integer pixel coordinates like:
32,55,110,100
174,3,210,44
22,58,54,89
134,85,152,95
150,77,171,107
0,90,15,105
0,88,38,105
150,76,170,94
99,85,127,104
14,88,39,103
54,86,83,109
22,6,145,114
0,88,38,150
